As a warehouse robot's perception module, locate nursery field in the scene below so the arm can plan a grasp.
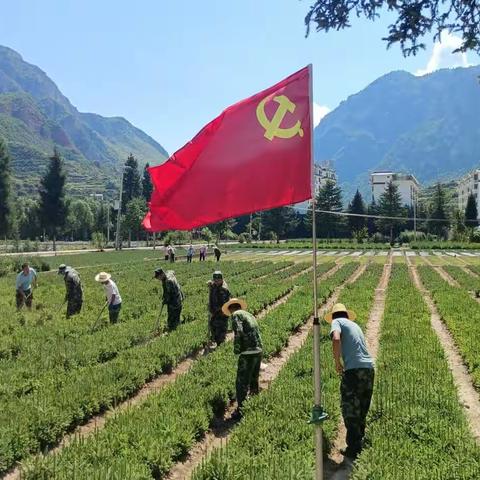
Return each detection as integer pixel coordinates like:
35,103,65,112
1,250,480,479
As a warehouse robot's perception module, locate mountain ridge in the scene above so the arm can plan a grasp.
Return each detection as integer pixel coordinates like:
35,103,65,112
0,45,168,196
314,65,480,201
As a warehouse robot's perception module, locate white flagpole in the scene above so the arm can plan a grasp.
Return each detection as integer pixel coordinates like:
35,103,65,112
308,63,327,480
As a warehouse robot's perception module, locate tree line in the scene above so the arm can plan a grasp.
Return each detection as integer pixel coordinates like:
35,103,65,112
1,137,478,248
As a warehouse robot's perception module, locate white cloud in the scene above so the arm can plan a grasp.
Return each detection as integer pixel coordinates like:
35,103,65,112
416,32,471,76
313,102,330,127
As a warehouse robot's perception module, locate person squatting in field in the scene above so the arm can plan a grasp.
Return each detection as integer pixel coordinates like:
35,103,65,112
95,271,122,323
58,264,83,317
207,270,231,346
223,298,263,420
15,262,37,310
154,268,184,331
326,303,374,460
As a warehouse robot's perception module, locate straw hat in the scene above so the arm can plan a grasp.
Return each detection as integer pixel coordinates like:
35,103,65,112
222,298,247,317
324,303,357,324
95,272,111,283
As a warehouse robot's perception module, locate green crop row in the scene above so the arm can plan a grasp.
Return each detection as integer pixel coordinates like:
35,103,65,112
191,263,383,479
351,264,480,479
442,265,480,292
18,263,360,479
0,261,329,475
0,258,260,342
0,261,293,400
418,266,480,390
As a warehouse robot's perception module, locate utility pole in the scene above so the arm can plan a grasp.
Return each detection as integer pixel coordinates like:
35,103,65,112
115,165,131,250
249,213,253,239
413,190,417,242
106,202,110,245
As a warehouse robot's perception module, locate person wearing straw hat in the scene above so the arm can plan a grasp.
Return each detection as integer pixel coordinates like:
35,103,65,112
95,272,122,323
325,303,374,460
58,264,83,317
153,268,184,331
207,271,231,346
223,298,263,419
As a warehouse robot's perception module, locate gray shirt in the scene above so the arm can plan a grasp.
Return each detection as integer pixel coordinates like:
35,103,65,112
330,317,374,371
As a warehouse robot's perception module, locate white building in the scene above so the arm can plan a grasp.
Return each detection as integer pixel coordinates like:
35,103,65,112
314,162,337,197
370,171,420,206
457,169,480,218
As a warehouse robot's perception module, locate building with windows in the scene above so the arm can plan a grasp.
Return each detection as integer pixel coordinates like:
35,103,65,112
457,169,480,218
370,171,420,206
314,162,337,197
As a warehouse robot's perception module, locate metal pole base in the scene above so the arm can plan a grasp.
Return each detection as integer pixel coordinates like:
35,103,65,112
309,405,329,425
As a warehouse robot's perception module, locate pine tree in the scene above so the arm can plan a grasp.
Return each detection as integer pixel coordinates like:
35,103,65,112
347,190,366,234
367,199,378,236
307,180,344,238
261,207,299,242
0,139,12,238
428,183,450,238
142,163,153,203
122,154,142,212
39,148,67,252
465,193,478,228
376,181,405,244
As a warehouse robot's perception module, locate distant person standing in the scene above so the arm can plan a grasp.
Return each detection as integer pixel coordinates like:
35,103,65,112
223,298,263,419
169,245,176,263
164,245,170,261
58,264,83,317
186,244,194,263
214,245,221,262
154,268,184,330
95,272,122,323
207,271,231,346
326,303,374,460
15,262,37,310
199,245,207,262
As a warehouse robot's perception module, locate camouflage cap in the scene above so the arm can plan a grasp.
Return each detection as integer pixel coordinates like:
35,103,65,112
212,271,223,279
153,268,165,278
58,264,67,274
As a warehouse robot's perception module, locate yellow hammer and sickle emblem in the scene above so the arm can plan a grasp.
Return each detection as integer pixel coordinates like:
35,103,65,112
256,94,304,141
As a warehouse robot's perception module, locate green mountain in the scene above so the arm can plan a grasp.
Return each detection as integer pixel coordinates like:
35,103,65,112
314,66,480,201
0,45,168,197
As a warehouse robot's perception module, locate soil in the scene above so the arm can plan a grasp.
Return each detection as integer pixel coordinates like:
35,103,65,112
407,257,480,445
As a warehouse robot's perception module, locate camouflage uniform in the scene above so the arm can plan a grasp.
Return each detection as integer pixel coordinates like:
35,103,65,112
63,267,83,318
208,280,231,345
232,310,263,408
341,368,375,456
162,271,184,330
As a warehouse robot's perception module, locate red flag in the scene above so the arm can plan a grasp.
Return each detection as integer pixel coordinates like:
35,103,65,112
143,66,312,232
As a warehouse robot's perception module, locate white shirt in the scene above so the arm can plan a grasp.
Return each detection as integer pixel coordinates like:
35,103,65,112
103,280,122,305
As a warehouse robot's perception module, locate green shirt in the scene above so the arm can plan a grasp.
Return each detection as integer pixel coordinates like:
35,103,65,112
162,271,184,307
232,310,263,355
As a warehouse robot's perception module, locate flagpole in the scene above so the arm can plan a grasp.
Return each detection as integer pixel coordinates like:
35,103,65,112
308,63,327,480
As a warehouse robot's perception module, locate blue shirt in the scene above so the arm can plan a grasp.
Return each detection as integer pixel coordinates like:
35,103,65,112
16,268,37,291
330,317,374,371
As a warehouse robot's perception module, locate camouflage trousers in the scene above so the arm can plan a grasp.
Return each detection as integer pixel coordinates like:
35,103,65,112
16,289,33,309
236,352,262,409
341,368,375,455
209,313,228,345
167,304,182,331
66,289,83,318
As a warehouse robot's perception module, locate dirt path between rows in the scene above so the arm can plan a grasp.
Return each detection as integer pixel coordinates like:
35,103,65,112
325,255,392,480
407,257,480,445
166,263,367,480
5,263,344,480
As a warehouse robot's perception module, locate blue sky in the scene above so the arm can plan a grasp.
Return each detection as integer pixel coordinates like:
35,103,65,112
1,0,478,157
